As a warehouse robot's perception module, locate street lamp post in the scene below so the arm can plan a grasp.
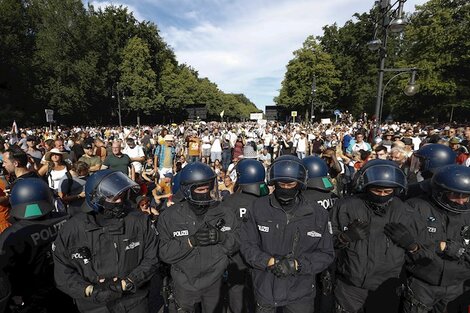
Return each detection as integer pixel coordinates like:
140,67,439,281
379,68,419,122
112,82,123,127
310,75,316,122
368,0,412,138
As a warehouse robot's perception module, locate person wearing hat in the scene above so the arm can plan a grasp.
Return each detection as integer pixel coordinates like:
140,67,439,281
25,135,43,168
38,147,71,192
449,137,469,165
0,178,72,312
154,135,175,177
79,142,102,173
381,131,394,152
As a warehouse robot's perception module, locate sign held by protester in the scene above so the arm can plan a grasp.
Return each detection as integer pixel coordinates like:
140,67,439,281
250,113,263,120
45,109,54,123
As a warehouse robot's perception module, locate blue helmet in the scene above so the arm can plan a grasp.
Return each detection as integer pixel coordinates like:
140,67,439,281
414,144,456,174
236,159,265,185
235,159,268,196
354,159,407,193
431,165,470,214
9,178,54,220
267,156,307,188
302,156,334,191
85,170,140,212
179,162,219,205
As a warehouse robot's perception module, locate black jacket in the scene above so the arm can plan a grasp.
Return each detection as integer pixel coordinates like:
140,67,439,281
331,195,418,290
224,191,261,271
406,195,470,286
53,211,159,312
157,200,239,292
240,194,334,306
303,189,338,212
0,213,67,298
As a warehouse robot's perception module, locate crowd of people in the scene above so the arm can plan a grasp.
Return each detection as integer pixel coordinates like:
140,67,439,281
0,117,470,313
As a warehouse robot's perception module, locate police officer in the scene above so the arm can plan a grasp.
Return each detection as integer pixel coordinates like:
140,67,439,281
0,178,69,312
331,159,419,313
403,165,470,313
302,156,338,211
406,144,456,199
53,169,159,313
223,159,269,313
157,162,239,313
302,156,338,312
240,156,335,313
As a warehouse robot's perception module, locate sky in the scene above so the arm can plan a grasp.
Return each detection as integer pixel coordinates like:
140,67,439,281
87,0,428,111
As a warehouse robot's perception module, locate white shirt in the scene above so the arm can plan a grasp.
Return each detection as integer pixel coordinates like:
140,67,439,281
123,145,145,173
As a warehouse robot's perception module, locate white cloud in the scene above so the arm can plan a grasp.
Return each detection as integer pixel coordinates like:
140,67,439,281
88,0,146,22
91,0,429,110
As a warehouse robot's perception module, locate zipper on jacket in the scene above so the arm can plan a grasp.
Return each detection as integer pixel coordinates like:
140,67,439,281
113,242,119,264
385,237,390,255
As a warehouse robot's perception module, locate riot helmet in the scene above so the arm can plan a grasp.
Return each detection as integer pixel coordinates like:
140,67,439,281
268,156,307,206
431,165,470,214
9,178,54,220
302,156,334,191
355,159,407,206
235,159,268,196
179,162,219,207
85,169,140,218
414,144,456,178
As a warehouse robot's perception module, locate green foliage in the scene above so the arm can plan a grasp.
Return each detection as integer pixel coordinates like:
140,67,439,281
119,37,160,115
0,1,257,126
275,36,340,116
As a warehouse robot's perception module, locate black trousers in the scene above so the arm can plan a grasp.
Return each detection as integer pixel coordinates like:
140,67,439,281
402,277,463,313
334,279,369,313
255,297,315,313
171,279,222,313
226,265,255,313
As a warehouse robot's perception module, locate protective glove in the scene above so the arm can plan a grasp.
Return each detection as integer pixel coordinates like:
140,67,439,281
208,227,226,245
441,240,466,260
269,255,298,278
384,223,416,250
340,220,370,243
89,281,122,304
188,227,211,247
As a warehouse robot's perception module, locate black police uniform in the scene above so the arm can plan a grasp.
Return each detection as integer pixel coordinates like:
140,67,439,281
223,191,259,313
404,194,470,312
303,188,338,313
53,211,159,313
331,194,418,313
0,212,69,312
157,200,239,312
241,193,335,311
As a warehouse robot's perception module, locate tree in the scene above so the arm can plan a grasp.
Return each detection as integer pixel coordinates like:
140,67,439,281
274,36,340,119
119,36,161,117
394,0,470,120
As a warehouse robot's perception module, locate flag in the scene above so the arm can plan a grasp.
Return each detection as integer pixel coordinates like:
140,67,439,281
11,120,18,135
220,110,225,118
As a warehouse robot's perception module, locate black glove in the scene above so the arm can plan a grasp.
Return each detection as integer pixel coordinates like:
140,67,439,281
340,220,370,243
208,227,226,245
384,223,416,250
441,241,466,260
92,281,122,303
188,227,211,247
269,255,297,278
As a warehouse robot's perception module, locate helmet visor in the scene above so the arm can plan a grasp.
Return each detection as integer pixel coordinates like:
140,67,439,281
183,178,220,205
96,171,140,202
363,165,407,189
268,160,307,186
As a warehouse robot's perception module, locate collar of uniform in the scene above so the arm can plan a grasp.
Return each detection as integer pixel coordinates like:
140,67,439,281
84,213,125,234
269,193,313,217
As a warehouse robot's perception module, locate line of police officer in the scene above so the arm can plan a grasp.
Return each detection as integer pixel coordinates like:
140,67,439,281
1,143,470,313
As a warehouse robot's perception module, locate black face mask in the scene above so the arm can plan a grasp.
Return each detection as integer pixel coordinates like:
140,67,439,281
101,201,127,218
274,186,299,206
366,190,394,205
